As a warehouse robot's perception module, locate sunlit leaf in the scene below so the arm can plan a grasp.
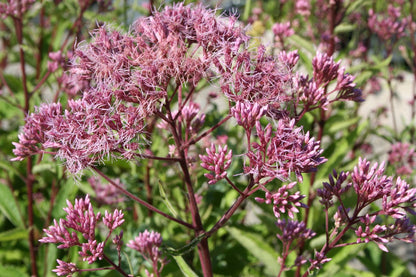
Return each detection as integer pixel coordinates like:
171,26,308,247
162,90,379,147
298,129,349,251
173,256,199,277
0,184,24,228
227,226,279,276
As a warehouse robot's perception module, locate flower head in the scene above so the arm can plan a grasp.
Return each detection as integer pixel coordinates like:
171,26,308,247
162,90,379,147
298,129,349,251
39,195,125,268
0,0,35,19
103,209,125,231
199,144,232,185
88,177,125,206
368,5,407,42
295,0,311,17
80,240,104,264
309,251,331,270
276,219,316,242
355,215,389,252
382,177,416,219
12,95,146,174
317,170,350,208
218,45,292,106
52,260,78,277
231,101,267,131
388,142,416,176
246,119,326,183
352,158,392,204
255,182,307,218
272,22,294,47
127,230,163,262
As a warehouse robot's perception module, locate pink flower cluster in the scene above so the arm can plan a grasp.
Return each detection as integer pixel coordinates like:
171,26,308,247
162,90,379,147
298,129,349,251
246,119,326,183
275,219,318,271
52,260,78,277
0,0,34,19
174,101,206,136
276,219,316,243
39,195,125,272
231,101,267,132
255,182,306,218
295,0,311,17
127,230,163,263
388,142,416,176
12,3,250,174
200,144,232,185
88,177,125,206
12,99,145,174
217,45,292,106
12,2,364,186
272,22,294,48
368,5,408,42
317,158,416,251
294,52,363,111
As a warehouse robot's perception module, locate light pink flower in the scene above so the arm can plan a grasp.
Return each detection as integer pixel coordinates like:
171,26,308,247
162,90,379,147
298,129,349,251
200,144,232,185
352,158,392,204
0,0,34,19
295,0,311,17
255,182,307,218
272,22,295,43
388,142,416,176
39,195,126,269
127,230,162,261
246,119,326,183
88,177,125,206
52,260,78,277
231,101,267,131
103,209,125,231
368,5,407,41
355,215,389,252
80,240,104,264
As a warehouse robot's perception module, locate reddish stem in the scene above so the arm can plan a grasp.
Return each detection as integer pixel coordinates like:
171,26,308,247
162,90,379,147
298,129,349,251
13,5,38,275
204,177,255,238
170,120,213,276
102,254,129,277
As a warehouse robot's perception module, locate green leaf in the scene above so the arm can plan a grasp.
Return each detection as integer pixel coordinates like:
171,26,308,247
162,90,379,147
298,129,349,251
159,180,178,218
316,137,350,181
319,244,366,276
2,74,23,93
227,226,279,276
242,0,252,22
173,256,199,277
369,55,393,72
0,265,29,277
0,160,24,181
346,0,372,14
298,173,311,198
296,50,313,73
0,184,24,228
45,244,57,277
51,180,78,219
0,228,28,242
389,263,407,277
327,116,360,134
334,23,356,34
32,163,56,174
288,35,315,54
353,70,373,86
309,233,326,249
123,251,135,277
